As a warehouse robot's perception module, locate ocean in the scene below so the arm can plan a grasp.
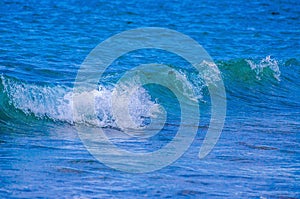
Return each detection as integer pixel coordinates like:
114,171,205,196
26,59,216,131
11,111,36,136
0,0,299,198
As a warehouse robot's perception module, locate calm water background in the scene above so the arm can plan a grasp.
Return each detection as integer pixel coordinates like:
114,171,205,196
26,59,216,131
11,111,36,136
0,0,299,198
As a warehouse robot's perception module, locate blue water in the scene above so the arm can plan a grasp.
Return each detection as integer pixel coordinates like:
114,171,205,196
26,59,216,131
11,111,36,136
1,0,300,198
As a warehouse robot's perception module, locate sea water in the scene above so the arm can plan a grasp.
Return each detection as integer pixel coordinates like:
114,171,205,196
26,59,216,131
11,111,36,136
0,0,299,198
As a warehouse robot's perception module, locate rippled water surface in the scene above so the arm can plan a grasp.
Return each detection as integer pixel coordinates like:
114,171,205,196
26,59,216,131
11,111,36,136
0,0,299,198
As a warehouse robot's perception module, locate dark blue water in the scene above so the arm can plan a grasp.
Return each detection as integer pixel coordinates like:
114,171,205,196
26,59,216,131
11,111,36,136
0,0,299,198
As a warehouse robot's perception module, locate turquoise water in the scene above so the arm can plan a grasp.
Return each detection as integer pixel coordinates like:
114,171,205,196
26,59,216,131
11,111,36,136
0,0,300,198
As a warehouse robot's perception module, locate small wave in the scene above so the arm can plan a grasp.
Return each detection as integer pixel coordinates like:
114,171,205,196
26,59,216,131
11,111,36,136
0,56,291,127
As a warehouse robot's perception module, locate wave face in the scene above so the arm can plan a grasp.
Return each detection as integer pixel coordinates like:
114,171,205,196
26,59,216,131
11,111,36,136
1,56,298,129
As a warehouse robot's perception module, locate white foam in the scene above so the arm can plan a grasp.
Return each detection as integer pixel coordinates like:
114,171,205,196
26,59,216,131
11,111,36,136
1,75,159,129
246,55,281,81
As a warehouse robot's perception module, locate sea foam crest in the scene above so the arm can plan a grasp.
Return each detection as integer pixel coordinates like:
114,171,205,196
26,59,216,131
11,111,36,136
246,56,281,81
